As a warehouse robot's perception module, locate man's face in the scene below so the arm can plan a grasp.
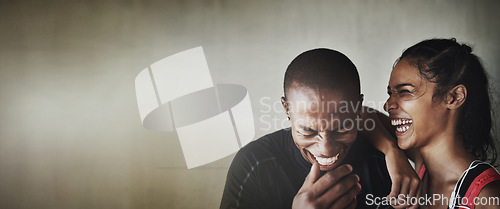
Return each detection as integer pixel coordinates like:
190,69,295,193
282,85,361,171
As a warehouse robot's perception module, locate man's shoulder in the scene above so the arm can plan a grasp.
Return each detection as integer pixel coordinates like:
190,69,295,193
221,128,301,209
233,129,293,164
237,129,293,155
346,134,392,203
347,134,385,161
347,134,388,173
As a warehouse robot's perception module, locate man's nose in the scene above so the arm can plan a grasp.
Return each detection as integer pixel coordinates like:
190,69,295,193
315,132,337,157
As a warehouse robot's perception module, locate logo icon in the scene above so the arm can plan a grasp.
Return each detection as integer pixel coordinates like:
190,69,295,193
135,47,255,168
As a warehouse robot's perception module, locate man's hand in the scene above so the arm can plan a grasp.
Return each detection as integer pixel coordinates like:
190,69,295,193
292,163,361,209
385,148,421,209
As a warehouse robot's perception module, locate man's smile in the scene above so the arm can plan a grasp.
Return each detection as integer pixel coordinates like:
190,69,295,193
313,153,340,166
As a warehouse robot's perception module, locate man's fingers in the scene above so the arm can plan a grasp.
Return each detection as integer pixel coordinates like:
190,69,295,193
314,164,353,194
317,173,359,206
296,164,354,208
303,162,321,187
292,163,324,209
328,182,361,209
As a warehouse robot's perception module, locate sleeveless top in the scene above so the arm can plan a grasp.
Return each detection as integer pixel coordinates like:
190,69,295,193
418,161,500,209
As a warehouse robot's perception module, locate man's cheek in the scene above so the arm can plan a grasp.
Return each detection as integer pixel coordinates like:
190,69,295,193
344,132,358,144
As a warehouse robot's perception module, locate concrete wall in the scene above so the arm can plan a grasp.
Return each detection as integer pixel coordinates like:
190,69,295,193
1,0,499,208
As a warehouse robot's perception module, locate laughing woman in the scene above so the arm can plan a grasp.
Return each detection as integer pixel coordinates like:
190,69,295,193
384,38,500,209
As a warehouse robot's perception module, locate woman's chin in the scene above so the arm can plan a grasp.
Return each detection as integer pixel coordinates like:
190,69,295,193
397,137,414,150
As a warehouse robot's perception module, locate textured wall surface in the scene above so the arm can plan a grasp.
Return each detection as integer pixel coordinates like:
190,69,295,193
1,0,499,208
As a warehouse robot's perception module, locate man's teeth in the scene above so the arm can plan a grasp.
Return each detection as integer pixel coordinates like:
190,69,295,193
391,119,413,126
314,153,340,166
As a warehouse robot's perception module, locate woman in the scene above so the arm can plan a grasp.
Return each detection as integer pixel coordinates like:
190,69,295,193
384,38,500,209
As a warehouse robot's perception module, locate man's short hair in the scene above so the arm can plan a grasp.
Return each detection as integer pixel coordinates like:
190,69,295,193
283,48,360,98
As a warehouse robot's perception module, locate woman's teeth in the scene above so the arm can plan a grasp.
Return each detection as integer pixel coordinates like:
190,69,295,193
391,119,412,133
391,119,412,126
397,126,409,132
314,153,340,166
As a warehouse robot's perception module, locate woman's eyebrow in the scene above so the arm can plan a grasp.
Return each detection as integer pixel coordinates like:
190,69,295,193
396,83,415,88
388,83,415,90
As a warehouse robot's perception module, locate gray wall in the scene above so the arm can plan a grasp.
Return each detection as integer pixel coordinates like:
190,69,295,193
1,0,499,208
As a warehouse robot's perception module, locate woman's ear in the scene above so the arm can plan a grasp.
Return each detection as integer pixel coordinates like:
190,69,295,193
445,84,467,109
281,96,290,120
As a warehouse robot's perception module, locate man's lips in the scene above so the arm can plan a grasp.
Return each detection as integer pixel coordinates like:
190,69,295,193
306,148,344,167
313,153,340,166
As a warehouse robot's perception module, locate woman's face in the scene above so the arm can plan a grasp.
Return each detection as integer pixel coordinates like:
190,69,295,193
384,59,447,150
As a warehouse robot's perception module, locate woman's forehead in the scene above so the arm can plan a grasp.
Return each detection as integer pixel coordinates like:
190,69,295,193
389,59,422,87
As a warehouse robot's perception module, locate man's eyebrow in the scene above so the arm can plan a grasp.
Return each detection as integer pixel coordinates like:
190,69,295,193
388,83,415,90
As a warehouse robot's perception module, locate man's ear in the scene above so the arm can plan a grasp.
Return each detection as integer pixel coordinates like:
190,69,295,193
355,94,364,114
445,85,467,110
281,96,290,119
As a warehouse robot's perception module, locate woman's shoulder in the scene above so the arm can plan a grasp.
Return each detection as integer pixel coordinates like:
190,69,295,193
460,162,500,209
475,180,500,209
478,179,500,195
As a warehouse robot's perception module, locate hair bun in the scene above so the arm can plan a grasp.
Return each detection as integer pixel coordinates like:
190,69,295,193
461,44,472,53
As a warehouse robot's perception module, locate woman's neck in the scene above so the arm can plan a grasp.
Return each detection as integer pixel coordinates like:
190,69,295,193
419,130,476,187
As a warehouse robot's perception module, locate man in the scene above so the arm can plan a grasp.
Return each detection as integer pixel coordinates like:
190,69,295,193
220,49,417,209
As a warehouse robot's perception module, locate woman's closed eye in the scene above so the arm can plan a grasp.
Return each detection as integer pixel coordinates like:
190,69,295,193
399,89,412,94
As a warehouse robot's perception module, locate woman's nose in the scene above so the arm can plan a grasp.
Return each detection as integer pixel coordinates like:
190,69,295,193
384,95,397,112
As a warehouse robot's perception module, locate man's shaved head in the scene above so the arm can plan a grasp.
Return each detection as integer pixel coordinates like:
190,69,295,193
283,48,360,99
281,48,363,171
